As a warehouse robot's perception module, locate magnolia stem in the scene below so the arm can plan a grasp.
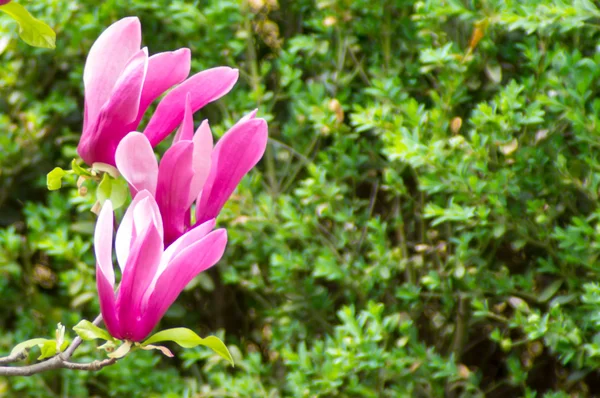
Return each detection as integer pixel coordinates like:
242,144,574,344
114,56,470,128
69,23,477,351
0,314,115,376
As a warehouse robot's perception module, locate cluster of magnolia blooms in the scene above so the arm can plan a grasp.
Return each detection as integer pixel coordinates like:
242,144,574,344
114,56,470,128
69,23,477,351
80,17,267,343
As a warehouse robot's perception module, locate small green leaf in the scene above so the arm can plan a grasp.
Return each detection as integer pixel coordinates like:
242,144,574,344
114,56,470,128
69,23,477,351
73,320,112,342
110,177,129,209
38,340,57,360
71,159,91,177
107,341,132,359
47,167,67,190
10,338,49,356
142,328,234,366
0,2,56,49
96,173,112,204
96,174,129,209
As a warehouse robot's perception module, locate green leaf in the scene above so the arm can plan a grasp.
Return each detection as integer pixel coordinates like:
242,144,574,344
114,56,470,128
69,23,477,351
538,280,563,303
47,167,67,190
71,159,91,177
96,174,129,209
107,341,132,359
109,177,129,209
96,173,112,204
73,320,112,342
10,338,49,356
142,328,234,366
38,340,57,360
0,2,55,49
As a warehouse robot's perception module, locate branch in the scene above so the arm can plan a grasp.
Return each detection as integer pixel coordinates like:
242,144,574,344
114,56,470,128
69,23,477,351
0,350,27,365
0,314,116,376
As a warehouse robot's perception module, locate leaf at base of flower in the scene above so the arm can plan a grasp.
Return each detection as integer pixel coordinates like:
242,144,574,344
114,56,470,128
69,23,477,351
107,341,132,359
73,320,113,341
141,328,234,366
138,344,174,357
97,340,117,353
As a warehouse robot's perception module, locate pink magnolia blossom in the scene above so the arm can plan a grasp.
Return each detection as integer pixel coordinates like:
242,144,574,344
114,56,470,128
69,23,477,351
77,17,239,166
95,191,227,341
0,1,11,5
115,98,268,246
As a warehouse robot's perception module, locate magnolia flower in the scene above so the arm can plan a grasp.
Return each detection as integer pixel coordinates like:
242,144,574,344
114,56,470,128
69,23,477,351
0,1,11,5
77,17,239,166
115,98,268,246
95,191,227,341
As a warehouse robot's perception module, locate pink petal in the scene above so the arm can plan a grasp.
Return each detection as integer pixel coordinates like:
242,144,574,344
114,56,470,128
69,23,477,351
156,141,195,246
94,201,120,338
157,218,216,277
116,208,163,341
141,218,216,310
144,67,239,146
115,190,163,272
187,120,213,207
83,17,141,129
238,109,258,123
172,94,194,143
78,49,149,165
137,229,227,340
196,118,268,224
115,132,158,196
137,48,191,124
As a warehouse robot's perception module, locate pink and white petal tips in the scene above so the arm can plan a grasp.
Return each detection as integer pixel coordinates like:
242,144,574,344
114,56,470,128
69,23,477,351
83,17,141,128
94,200,120,338
156,141,195,246
172,94,195,143
115,190,163,273
78,48,149,165
172,96,213,207
144,67,239,146
187,120,213,207
195,116,268,224
137,228,228,340
115,132,158,196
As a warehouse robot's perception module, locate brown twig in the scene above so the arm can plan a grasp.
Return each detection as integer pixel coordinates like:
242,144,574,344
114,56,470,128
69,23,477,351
0,314,116,376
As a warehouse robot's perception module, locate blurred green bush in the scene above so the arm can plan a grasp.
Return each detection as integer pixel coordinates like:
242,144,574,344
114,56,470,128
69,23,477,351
2,0,600,396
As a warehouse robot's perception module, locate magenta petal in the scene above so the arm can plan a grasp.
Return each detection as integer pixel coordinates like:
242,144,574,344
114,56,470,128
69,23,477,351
156,141,195,246
158,218,216,275
115,190,163,272
196,118,268,224
78,49,149,165
83,17,141,128
116,213,163,341
187,120,213,207
172,94,194,143
115,132,158,196
97,266,121,339
144,67,239,146
94,201,120,338
137,229,228,340
137,48,191,123
141,218,216,311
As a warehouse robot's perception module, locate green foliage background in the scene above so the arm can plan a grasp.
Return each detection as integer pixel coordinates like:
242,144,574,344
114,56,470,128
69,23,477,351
1,0,600,396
